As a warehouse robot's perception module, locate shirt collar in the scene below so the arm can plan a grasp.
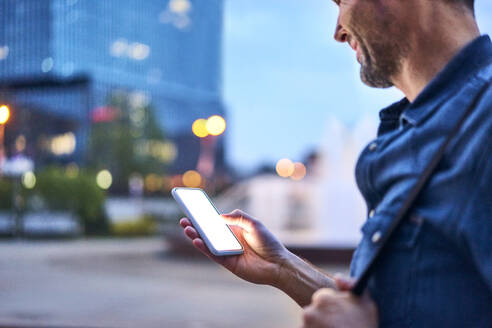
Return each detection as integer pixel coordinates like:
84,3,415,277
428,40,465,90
377,98,409,136
400,35,492,126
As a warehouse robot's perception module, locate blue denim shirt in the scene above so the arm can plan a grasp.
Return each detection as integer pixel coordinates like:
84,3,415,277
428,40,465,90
350,35,492,327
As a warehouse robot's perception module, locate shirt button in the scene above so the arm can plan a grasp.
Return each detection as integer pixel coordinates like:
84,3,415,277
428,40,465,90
368,142,378,151
369,209,375,218
372,231,382,243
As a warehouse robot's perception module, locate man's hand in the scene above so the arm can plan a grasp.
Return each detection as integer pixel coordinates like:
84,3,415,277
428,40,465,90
180,209,336,306
301,275,378,328
180,209,291,286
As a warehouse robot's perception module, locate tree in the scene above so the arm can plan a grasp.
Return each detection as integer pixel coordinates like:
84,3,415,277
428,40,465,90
88,91,171,194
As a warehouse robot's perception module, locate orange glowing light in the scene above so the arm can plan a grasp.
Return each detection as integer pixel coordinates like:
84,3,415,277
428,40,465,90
145,174,162,192
192,118,209,138
0,105,10,124
161,176,172,192
182,170,202,188
291,162,307,180
206,115,226,136
171,174,183,188
276,158,295,178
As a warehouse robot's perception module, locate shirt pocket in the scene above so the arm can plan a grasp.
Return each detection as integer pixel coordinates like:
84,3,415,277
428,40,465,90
356,213,424,327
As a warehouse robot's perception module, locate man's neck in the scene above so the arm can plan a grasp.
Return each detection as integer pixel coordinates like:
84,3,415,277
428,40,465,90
393,5,480,102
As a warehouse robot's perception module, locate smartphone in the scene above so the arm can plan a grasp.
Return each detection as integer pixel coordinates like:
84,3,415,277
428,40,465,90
172,187,243,256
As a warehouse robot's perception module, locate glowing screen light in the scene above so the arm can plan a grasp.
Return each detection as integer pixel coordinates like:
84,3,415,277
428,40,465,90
174,188,242,252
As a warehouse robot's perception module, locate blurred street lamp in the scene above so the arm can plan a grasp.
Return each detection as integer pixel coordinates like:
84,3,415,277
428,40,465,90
192,118,208,138
21,171,36,189
291,162,307,181
0,105,10,124
96,170,113,190
182,170,202,188
276,158,295,178
206,115,226,136
193,115,226,192
0,105,11,175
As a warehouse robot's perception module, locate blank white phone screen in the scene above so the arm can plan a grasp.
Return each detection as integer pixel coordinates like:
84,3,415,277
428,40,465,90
176,189,241,251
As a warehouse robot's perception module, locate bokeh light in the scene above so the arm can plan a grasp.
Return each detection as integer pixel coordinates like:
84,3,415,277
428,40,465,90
161,176,172,192
15,135,26,152
171,174,183,188
145,173,162,192
50,132,76,156
129,42,150,60
276,158,295,178
128,173,144,195
0,105,10,124
66,162,79,178
96,170,112,190
290,162,307,180
169,0,191,14
0,45,9,60
41,57,54,73
206,115,226,136
110,38,128,57
192,118,209,138
182,170,202,188
22,171,36,189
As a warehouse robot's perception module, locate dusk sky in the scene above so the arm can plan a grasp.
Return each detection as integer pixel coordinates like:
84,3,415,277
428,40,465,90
223,0,492,173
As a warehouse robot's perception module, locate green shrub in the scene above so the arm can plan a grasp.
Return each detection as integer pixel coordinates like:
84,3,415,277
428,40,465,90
0,179,13,210
33,167,109,235
110,216,157,237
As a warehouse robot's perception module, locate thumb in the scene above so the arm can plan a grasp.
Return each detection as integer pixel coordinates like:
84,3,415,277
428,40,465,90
221,209,257,232
334,273,356,291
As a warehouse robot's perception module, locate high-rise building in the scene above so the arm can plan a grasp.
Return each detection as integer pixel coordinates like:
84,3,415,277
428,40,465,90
0,0,225,174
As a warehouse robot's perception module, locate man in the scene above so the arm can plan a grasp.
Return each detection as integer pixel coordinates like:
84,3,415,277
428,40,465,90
180,0,492,326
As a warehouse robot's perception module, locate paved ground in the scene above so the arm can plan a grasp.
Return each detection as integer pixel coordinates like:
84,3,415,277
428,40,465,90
0,238,348,328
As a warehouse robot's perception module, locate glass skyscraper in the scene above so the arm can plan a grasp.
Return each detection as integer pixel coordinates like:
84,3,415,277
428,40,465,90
0,0,225,171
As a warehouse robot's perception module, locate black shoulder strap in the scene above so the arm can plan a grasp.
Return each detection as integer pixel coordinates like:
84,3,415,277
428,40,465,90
352,81,491,296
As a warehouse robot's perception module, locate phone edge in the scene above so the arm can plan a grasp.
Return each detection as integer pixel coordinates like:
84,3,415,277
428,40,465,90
171,187,244,256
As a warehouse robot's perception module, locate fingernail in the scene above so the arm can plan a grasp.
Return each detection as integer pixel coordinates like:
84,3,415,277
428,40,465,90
334,272,343,279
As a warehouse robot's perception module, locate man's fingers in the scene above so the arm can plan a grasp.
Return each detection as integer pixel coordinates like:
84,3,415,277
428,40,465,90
221,209,258,232
301,305,321,328
184,226,199,240
179,217,192,228
192,238,225,265
180,218,226,265
192,238,209,254
334,273,356,291
312,288,336,306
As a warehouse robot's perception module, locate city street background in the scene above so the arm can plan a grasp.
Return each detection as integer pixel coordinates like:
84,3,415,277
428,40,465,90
0,0,491,327
0,238,347,328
